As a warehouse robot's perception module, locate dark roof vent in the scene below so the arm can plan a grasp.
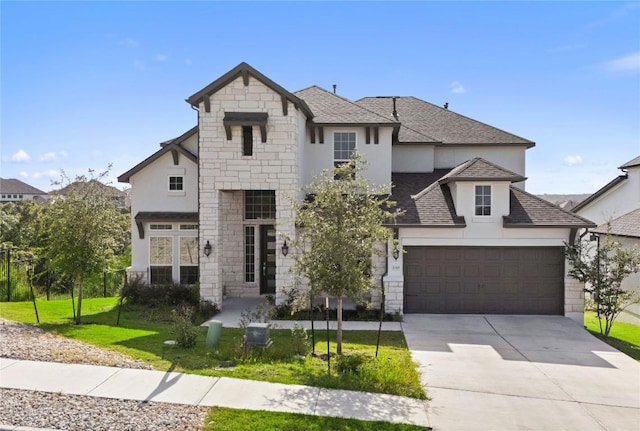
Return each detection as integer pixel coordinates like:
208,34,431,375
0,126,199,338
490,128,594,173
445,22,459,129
392,97,398,119
332,84,337,94
444,102,449,110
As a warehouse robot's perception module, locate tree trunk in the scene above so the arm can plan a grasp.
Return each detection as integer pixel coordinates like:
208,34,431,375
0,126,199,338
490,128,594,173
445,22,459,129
75,277,83,325
336,295,343,355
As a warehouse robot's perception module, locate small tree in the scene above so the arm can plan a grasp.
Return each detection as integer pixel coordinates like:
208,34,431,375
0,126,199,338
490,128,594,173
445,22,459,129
292,153,400,355
42,167,127,324
565,230,640,337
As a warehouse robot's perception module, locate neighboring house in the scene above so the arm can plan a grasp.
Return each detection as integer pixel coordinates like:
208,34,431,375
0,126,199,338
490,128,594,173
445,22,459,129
119,62,594,321
54,179,129,209
0,178,48,203
573,156,640,324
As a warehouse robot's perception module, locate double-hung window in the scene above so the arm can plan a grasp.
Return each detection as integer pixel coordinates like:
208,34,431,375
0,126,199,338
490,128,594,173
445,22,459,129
150,236,173,284
333,132,356,179
475,185,492,216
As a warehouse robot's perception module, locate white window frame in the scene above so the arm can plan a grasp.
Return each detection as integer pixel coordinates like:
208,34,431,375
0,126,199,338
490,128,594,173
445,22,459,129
474,185,492,216
168,175,184,192
333,131,356,166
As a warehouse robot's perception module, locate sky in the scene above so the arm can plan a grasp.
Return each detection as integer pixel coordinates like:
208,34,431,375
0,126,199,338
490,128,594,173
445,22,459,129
1,1,639,195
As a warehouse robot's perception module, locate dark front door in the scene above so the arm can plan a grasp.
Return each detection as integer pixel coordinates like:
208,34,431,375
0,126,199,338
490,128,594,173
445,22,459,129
260,224,276,294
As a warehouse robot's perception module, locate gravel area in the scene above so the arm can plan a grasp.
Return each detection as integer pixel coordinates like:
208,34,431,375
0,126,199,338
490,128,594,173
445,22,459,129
0,319,209,430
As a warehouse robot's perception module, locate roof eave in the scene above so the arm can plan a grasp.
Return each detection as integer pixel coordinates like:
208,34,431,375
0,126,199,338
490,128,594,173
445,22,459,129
118,142,197,183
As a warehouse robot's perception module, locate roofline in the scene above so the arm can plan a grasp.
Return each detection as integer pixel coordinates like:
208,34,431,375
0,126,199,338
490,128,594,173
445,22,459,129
384,223,467,228
118,141,198,183
503,222,596,228
160,126,198,148
508,186,597,227
186,62,314,119
571,175,628,213
310,122,400,127
618,155,640,169
590,230,640,239
439,175,526,184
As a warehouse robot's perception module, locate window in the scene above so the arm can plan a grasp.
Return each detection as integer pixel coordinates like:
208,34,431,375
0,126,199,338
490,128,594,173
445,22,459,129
245,190,276,220
242,126,253,156
179,224,198,230
150,224,173,230
179,237,199,284
475,185,491,216
334,132,356,167
169,176,184,191
150,236,173,284
245,226,255,282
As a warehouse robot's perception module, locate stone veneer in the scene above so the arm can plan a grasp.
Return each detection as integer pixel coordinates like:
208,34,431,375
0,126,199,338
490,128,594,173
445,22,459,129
198,76,301,307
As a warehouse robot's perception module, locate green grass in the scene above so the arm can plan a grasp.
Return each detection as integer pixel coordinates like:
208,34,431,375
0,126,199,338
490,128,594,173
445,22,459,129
204,407,429,431
584,311,640,361
0,298,425,399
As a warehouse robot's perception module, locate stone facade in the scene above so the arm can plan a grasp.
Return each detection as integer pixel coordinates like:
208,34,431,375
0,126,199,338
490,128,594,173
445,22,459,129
198,76,301,306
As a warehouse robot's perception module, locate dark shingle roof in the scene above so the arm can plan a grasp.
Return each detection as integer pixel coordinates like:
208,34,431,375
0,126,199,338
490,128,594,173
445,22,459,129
619,155,640,169
134,212,198,222
504,188,595,228
438,158,526,184
0,178,47,195
592,208,640,238
295,86,399,125
356,96,535,146
392,171,465,226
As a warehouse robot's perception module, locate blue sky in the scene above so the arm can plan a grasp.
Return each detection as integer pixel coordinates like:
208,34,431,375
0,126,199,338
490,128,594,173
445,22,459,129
1,1,639,194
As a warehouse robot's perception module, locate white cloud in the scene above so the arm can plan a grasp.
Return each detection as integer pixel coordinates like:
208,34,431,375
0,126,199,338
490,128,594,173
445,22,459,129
604,51,640,72
563,155,584,166
133,60,145,70
10,149,31,162
39,151,67,162
121,37,140,48
33,169,60,179
19,171,29,178
450,81,466,94
155,54,168,62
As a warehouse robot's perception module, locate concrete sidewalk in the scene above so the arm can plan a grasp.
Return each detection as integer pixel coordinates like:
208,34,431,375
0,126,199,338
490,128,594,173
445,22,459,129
0,358,429,427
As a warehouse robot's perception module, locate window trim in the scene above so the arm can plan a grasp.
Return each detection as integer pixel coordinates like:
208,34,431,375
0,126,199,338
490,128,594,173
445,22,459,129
474,184,492,216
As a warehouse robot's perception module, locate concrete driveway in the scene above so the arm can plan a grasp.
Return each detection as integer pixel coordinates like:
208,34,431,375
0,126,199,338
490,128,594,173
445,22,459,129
402,315,640,431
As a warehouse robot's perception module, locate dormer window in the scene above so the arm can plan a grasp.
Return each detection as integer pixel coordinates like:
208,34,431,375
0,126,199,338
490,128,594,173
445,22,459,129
475,185,491,216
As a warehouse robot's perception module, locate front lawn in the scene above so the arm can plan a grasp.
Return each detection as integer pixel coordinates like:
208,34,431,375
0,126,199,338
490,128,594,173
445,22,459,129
0,298,425,399
584,311,640,361
204,408,429,431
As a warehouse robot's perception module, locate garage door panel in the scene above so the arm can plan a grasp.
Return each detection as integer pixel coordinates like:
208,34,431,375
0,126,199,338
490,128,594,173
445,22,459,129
404,246,564,314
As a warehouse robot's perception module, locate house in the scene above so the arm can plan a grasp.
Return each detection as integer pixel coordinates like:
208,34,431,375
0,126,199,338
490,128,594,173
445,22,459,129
119,62,594,322
54,179,129,209
0,178,48,203
573,156,640,324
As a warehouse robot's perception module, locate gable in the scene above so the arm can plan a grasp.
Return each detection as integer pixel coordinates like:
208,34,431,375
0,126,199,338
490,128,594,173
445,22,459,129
118,139,197,183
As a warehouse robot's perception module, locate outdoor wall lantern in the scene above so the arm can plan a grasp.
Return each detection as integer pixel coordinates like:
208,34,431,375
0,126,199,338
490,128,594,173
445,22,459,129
281,240,289,257
203,240,212,257
392,244,400,260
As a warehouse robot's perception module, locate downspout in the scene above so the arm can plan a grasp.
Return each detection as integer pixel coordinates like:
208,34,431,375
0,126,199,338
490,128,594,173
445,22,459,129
375,238,389,358
190,102,202,300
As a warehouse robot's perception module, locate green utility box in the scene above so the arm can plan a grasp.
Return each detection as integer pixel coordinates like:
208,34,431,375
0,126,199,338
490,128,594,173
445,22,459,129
206,320,223,348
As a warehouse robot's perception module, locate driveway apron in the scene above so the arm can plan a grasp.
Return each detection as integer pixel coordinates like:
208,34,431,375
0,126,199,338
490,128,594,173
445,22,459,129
402,315,640,431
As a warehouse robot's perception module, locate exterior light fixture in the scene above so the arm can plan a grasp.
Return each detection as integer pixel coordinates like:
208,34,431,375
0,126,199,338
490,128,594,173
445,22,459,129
392,244,400,260
204,240,212,257
281,240,289,257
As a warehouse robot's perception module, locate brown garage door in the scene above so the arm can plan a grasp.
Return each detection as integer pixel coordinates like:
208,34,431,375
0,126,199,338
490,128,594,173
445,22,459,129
404,246,564,314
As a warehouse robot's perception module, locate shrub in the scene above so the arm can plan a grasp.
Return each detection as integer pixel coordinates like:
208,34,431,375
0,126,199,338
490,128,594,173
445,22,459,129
335,352,369,374
290,322,310,356
171,305,199,348
121,277,200,308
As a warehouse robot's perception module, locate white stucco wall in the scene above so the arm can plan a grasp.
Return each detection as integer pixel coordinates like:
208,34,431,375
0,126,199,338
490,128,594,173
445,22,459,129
434,146,527,189
576,167,640,226
615,235,640,325
392,144,436,172
302,126,393,190
180,132,199,156
128,151,198,273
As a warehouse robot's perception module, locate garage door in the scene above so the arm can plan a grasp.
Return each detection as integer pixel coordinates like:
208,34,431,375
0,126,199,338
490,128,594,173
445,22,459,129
403,246,564,314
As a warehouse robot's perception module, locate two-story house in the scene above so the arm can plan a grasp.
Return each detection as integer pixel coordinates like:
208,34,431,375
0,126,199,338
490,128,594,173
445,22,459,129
119,62,594,322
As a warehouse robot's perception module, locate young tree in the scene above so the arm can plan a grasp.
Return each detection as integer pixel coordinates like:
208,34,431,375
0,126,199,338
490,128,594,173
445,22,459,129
42,167,128,324
292,153,400,354
565,230,640,337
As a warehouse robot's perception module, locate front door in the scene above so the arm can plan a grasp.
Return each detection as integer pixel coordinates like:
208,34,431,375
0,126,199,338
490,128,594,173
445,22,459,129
260,224,276,294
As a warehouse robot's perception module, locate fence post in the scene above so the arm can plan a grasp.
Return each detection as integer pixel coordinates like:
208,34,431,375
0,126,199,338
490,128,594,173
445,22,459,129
7,249,10,302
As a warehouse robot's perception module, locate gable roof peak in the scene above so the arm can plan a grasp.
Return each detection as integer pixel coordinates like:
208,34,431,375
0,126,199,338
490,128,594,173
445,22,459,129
186,62,313,119
619,155,640,170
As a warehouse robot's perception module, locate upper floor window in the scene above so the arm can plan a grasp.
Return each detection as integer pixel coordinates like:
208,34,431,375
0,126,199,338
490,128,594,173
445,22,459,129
245,190,276,220
334,132,356,168
475,185,491,216
242,126,253,156
169,176,184,191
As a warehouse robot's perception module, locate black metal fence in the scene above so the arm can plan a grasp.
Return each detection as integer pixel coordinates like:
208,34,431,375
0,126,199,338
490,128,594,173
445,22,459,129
0,249,127,302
